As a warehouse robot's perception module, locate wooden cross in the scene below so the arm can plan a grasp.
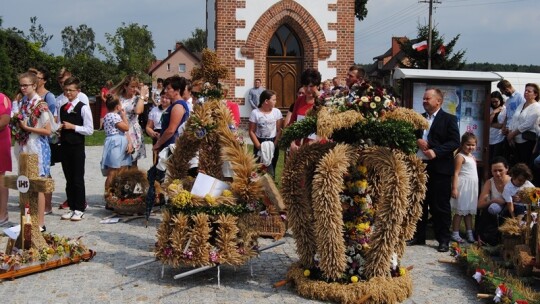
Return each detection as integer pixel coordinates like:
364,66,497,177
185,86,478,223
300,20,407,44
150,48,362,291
0,153,54,250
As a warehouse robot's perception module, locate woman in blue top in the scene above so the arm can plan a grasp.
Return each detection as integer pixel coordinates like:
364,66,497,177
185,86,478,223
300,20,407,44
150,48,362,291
153,76,190,152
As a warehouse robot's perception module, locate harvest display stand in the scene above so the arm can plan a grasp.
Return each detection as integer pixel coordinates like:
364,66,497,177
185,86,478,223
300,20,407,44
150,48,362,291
0,153,95,280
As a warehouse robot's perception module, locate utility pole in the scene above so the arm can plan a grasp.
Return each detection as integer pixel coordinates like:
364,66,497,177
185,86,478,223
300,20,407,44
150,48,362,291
420,0,441,69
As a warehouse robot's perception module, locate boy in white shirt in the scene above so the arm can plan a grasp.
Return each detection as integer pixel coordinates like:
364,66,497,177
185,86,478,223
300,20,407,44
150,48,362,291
502,163,535,218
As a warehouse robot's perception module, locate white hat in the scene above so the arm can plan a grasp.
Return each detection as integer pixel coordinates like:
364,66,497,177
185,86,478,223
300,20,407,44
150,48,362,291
488,203,502,215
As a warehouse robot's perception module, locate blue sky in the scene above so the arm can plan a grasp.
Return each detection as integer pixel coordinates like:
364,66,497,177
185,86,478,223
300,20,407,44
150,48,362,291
2,0,539,65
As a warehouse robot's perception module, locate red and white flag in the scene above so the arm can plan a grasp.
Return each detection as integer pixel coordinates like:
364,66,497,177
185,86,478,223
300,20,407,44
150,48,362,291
437,44,446,56
412,40,428,51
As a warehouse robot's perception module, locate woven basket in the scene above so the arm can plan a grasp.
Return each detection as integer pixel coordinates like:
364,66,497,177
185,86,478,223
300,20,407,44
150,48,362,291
104,194,146,215
501,234,524,262
244,213,286,240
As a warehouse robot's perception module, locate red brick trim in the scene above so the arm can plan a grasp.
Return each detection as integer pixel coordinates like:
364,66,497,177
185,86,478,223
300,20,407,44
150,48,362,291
240,0,331,60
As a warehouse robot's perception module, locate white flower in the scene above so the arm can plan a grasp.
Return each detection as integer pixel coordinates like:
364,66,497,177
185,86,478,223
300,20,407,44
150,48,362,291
374,96,381,102
384,100,391,107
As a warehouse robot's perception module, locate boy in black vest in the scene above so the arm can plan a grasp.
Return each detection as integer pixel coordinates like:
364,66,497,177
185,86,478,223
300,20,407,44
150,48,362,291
59,76,94,221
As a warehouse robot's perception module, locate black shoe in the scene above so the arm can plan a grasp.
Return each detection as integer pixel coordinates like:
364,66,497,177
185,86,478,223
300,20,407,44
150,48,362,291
406,238,426,246
437,243,449,252
40,226,46,233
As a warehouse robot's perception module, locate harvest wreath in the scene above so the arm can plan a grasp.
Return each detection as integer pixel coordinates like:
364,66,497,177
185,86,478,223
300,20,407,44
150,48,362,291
280,83,429,303
155,100,264,267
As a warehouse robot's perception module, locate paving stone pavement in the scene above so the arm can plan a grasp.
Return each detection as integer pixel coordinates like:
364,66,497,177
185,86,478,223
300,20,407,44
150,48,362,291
0,145,482,303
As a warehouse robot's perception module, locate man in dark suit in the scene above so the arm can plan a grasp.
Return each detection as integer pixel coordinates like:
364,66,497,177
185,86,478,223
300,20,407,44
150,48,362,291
408,88,460,252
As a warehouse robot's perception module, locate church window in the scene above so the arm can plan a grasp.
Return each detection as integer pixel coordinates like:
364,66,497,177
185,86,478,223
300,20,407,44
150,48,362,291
267,25,302,57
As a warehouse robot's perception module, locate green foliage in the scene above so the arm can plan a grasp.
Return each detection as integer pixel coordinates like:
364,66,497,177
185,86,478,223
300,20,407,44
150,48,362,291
99,22,156,79
0,27,61,97
355,0,369,22
332,119,418,154
463,62,540,73
180,28,207,53
64,54,117,96
61,24,96,58
166,203,252,217
279,116,417,154
398,24,466,70
279,116,317,149
27,16,53,49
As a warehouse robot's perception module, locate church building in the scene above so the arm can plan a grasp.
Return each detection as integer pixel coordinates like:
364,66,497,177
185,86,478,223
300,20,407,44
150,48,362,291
206,0,355,118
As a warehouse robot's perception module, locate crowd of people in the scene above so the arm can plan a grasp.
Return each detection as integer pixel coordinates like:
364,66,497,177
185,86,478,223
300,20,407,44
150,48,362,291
1,64,539,254
408,79,540,252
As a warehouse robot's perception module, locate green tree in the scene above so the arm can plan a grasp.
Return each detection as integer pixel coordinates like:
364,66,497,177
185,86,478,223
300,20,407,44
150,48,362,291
398,24,466,70
98,22,155,78
355,0,368,22
180,28,207,53
27,16,53,48
61,24,96,58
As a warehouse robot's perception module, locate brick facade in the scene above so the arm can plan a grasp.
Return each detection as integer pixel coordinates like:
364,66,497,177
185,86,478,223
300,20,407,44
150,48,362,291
211,0,355,108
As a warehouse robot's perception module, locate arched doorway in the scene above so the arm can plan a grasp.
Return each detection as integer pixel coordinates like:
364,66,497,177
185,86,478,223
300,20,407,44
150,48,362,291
267,25,303,109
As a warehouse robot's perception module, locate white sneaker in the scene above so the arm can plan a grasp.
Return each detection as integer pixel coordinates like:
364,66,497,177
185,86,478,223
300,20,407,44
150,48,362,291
61,210,75,220
451,234,464,243
70,210,84,221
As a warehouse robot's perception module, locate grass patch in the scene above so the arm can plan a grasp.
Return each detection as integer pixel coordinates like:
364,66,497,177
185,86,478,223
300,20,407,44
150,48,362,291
85,130,152,146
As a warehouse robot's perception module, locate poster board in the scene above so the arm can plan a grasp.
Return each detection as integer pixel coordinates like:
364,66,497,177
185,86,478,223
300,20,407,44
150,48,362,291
411,82,486,160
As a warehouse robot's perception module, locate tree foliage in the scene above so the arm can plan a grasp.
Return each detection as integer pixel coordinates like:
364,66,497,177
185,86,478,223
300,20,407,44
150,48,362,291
99,22,155,79
180,28,207,53
27,16,53,49
398,24,466,70
61,24,96,58
355,0,369,22
463,63,540,73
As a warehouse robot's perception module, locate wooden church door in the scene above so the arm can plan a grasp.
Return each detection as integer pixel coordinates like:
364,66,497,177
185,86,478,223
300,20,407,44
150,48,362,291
267,25,303,109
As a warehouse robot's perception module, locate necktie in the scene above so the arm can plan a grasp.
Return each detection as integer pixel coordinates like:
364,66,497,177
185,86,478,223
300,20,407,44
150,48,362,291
65,102,72,112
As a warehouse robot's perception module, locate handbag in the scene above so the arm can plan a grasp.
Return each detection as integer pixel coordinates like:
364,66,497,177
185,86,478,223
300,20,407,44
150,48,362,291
521,130,537,142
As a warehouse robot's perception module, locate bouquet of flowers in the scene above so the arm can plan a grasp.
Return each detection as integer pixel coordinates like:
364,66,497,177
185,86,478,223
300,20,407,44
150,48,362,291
9,112,29,145
321,82,396,120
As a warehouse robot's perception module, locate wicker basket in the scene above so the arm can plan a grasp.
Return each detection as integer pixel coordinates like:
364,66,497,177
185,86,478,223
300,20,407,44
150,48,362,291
245,213,286,240
104,194,146,215
501,234,524,262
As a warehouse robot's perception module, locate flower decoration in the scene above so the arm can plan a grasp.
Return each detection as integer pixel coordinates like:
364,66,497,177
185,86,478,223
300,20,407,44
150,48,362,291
472,268,486,283
9,113,29,146
0,233,88,271
518,187,540,206
322,82,397,120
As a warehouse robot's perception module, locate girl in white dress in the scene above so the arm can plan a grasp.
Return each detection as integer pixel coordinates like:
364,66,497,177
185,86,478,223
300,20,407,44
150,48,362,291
450,132,479,243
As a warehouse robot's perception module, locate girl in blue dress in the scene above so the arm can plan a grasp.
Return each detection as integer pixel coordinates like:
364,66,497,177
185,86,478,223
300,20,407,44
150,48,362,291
101,94,132,190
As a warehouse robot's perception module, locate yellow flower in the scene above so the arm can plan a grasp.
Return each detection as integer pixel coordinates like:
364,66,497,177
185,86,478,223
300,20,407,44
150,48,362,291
168,183,179,192
355,179,367,190
356,165,367,175
356,222,370,233
399,267,406,276
205,194,217,205
222,190,233,197
171,190,192,208
374,96,381,103
360,96,369,103
350,275,359,283
370,102,377,109
303,269,311,277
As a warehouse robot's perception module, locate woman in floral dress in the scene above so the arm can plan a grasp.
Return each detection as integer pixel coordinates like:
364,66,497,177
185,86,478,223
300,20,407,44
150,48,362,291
14,72,52,231
111,75,146,167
